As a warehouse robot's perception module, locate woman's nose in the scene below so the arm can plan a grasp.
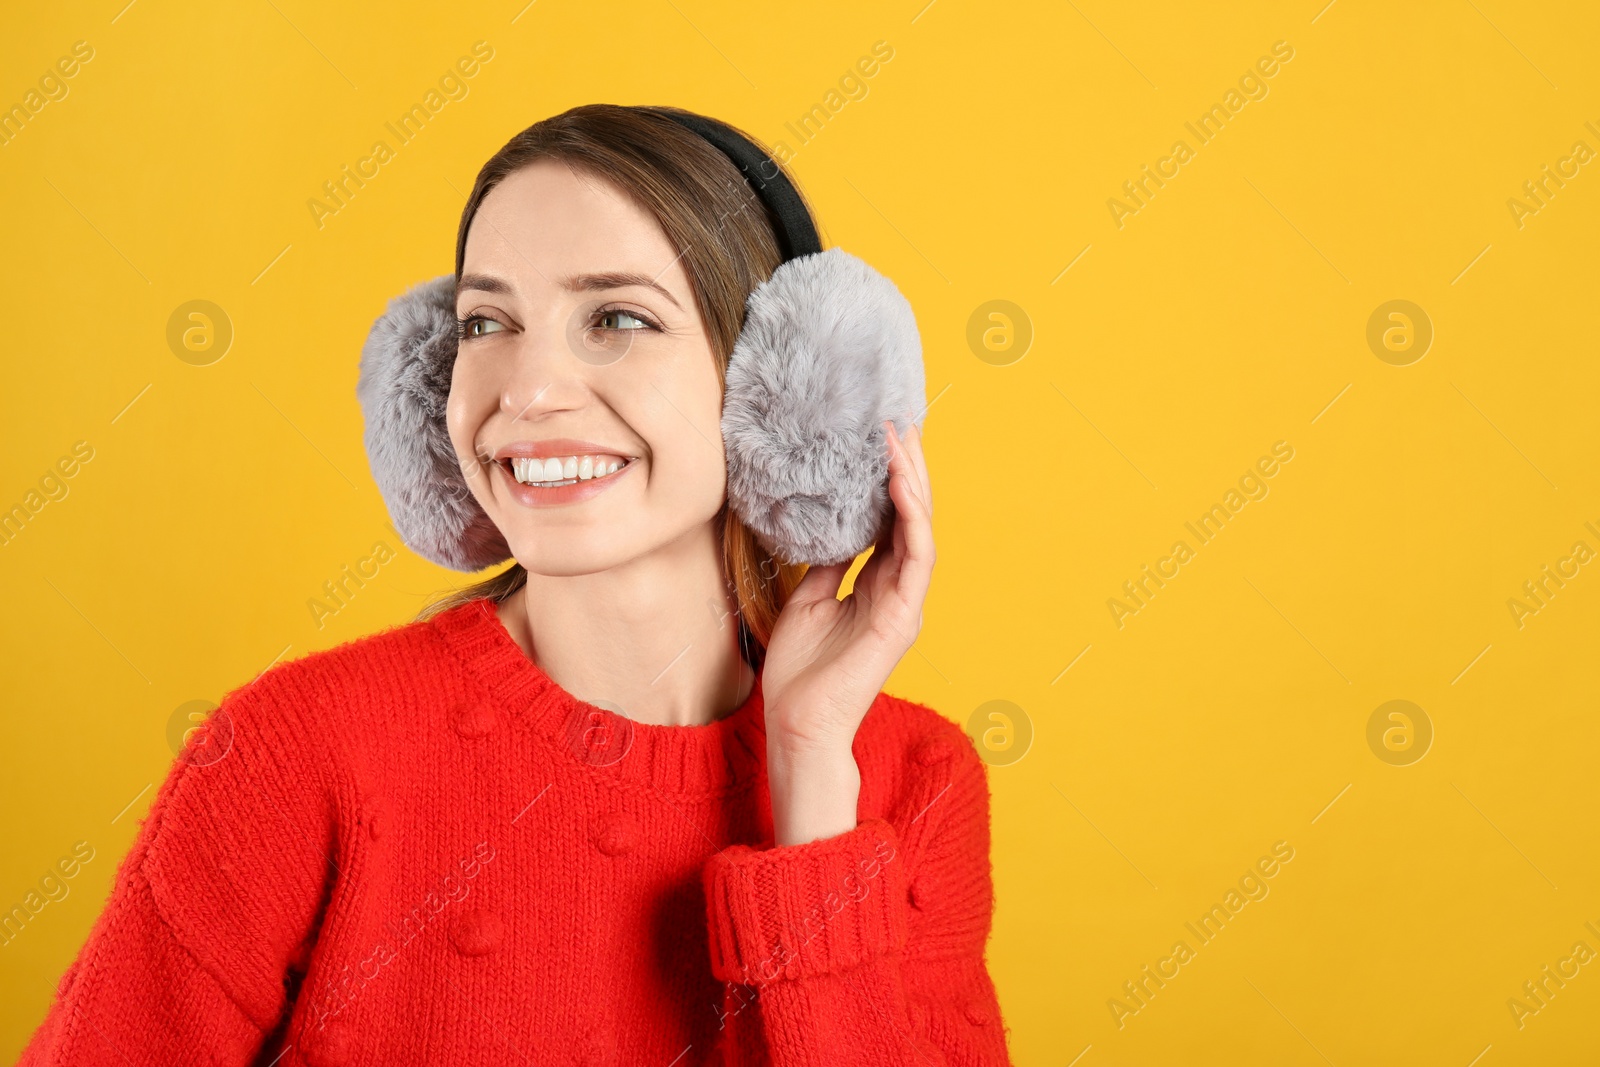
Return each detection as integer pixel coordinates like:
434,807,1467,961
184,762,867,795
497,316,603,419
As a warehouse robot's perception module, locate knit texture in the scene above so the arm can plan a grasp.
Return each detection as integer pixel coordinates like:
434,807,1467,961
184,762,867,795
18,596,1012,1066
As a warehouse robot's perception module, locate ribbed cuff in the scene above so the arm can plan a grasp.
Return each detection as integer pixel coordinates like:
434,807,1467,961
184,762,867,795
703,818,907,986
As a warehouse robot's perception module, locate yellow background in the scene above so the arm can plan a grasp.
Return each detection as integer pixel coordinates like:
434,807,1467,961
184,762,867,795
2,1,1597,1063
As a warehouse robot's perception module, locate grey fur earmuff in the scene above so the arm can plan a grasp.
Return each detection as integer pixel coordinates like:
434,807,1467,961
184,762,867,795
356,273,510,572
355,108,926,571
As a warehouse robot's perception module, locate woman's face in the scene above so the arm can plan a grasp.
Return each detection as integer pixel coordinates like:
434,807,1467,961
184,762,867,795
448,160,728,576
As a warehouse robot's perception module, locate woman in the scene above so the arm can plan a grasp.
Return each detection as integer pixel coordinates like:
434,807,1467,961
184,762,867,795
19,104,1011,1066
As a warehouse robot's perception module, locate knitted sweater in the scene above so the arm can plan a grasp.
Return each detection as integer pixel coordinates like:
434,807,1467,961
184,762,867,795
18,595,1012,1066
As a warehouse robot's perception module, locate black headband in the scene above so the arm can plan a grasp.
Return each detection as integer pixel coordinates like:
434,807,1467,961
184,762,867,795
454,108,820,279
634,107,823,264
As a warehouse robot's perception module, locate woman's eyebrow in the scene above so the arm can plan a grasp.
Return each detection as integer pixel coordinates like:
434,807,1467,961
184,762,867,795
559,271,683,312
457,273,515,298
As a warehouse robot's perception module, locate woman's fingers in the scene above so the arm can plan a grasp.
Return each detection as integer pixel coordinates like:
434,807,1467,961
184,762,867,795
900,420,932,519
789,559,850,609
854,421,932,644
886,420,926,509
885,432,934,610
889,420,933,572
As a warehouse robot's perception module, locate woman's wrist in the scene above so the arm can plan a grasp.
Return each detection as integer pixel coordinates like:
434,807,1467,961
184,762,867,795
766,734,861,847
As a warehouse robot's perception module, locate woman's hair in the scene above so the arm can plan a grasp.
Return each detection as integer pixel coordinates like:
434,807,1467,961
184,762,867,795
415,103,815,664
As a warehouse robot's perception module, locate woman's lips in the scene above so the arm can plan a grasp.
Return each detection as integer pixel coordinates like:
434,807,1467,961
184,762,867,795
496,456,637,508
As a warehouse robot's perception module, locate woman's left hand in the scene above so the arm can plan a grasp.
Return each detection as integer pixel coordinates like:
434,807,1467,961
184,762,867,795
758,418,935,845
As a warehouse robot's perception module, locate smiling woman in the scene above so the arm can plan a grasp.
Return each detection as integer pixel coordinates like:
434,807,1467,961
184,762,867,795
432,108,809,651
445,155,778,628
18,104,1011,1067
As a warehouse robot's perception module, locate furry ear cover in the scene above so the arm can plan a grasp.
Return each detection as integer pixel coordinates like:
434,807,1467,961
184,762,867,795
355,274,512,572
355,247,924,571
722,247,926,566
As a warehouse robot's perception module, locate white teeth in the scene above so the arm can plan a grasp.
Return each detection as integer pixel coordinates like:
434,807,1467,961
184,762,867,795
509,454,629,486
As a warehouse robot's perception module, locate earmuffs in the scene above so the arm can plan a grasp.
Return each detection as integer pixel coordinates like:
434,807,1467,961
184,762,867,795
355,106,926,572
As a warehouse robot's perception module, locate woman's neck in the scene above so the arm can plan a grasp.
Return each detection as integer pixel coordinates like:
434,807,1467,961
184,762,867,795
497,524,756,728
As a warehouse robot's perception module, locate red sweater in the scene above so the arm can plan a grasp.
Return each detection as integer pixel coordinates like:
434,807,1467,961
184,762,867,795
19,595,1012,1065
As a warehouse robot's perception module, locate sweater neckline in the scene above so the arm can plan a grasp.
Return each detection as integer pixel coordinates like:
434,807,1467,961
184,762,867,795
430,595,768,795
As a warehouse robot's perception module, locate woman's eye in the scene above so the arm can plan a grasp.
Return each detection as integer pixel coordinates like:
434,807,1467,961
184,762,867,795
459,315,504,339
596,309,651,331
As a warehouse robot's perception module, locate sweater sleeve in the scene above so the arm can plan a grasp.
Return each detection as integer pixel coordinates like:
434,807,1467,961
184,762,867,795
16,667,340,1065
15,849,270,1066
702,727,1012,1065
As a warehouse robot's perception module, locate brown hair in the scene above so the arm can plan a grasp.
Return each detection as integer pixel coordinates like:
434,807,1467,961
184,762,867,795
415,104,815,664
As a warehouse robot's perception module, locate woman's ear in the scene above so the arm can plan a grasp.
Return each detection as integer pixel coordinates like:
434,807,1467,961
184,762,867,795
721,248,925,567
357,274,513,571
